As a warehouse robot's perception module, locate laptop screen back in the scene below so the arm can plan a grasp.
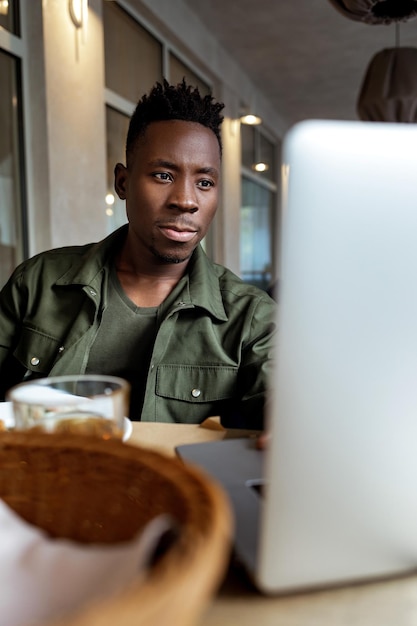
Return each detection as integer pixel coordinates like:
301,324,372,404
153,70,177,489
258,119,417,592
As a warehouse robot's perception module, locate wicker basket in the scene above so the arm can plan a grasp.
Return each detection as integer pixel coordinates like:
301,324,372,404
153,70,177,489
0,431,233,626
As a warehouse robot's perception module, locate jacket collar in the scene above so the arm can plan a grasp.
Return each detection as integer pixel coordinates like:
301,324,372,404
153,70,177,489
180,245,228,322
56,225,228,322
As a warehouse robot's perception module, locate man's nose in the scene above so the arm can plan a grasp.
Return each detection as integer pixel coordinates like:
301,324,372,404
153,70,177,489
168,179,198,213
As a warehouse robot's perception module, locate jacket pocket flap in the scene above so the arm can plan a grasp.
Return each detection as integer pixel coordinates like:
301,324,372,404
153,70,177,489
155,364,238,403
13,326,62,373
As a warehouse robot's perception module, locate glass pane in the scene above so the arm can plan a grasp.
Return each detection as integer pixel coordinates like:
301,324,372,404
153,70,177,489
241,124,255,170
241,125,276,182
105,106,129,234
169,54,211,95
0,0,19,35
103,2,163,102
0,50,24,288
258,132,276,182
240,177,274,291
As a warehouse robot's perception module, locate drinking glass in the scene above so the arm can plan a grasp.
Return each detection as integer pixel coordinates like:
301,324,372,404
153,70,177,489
7,375,130,441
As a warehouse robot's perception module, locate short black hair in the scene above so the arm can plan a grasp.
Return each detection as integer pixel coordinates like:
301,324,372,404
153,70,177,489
126,79,224,164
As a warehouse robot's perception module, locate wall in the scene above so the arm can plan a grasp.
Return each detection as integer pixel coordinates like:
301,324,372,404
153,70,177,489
24,0,107,254
21,1,50,256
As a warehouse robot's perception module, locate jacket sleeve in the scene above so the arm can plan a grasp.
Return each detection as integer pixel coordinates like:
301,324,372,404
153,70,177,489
0,267,28,400
220,295,277,431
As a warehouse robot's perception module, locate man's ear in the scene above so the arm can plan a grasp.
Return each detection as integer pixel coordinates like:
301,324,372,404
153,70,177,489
114,163,128,200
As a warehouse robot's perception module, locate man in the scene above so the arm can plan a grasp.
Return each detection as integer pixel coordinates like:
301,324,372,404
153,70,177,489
0,80,276,428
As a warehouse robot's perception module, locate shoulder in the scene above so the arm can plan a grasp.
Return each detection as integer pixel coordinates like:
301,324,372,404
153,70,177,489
9,242,97,283
187,248,276,330
206,260,277,332
212,260,275,306
6,227,127,287
192,246,274,303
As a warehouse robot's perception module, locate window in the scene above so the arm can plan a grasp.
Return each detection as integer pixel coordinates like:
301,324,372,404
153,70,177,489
0,0,19,35
240,125,279,292
0,0,26,288
241,124,276,182
105,106,130,233
240,178,274,291
103,1,163,102
169,53,211,95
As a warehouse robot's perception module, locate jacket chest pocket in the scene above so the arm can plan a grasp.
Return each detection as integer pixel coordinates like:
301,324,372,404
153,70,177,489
155,364,238,403
13,326,63,375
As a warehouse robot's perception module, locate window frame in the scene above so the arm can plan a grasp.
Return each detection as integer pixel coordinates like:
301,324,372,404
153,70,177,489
240,123,280,292
0,2,29,283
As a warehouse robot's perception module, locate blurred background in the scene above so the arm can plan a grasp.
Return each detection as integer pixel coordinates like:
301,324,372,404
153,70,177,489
1,0,417,291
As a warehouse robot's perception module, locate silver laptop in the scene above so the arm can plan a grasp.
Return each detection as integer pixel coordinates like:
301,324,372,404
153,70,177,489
177,119,417,594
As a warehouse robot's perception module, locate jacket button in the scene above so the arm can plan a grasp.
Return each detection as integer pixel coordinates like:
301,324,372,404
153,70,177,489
89,289,97,297
176,301,186,307
191,388,201,398
30,357,40,366
58,346,65,353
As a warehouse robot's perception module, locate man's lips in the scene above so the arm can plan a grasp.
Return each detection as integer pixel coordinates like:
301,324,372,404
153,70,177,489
158,225,198,243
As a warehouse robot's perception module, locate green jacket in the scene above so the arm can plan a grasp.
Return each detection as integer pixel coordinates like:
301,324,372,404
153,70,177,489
0,226,276,428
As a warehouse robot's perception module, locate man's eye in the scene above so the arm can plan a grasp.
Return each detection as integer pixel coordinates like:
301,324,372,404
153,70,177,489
198,179,214,188
154,172,172,182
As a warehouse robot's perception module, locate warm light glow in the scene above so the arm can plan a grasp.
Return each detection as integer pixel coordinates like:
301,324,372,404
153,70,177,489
0,0,9,16
105,207,114,217
252,162,269,172
281,163,290,211
105,193,115,206
240,114,262,125
69,0,88,29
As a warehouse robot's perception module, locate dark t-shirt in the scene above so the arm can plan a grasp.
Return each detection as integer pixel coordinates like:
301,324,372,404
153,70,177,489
86,265,158,420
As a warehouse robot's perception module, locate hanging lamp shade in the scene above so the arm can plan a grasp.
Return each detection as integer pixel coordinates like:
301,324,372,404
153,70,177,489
357,47,417,121
327,0,417,24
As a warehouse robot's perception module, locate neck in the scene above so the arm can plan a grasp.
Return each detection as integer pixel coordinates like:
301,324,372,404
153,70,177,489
114,241,190,308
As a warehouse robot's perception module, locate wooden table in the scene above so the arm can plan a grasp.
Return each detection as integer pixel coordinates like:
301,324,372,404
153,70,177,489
128,417,259,457
129,420,417,626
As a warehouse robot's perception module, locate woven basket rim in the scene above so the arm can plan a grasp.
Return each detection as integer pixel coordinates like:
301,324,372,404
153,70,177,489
0,431,233,626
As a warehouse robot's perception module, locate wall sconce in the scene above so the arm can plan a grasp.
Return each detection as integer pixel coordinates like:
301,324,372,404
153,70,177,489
252,162,269,172
239,103,262,125
69,0,88,29
0,0,9,17
240,113,262,125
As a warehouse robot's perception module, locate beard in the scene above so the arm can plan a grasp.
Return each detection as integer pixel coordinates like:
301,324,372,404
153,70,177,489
149,242,193,265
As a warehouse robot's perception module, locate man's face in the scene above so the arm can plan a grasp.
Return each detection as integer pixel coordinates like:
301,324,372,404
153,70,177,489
114,120,221,265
